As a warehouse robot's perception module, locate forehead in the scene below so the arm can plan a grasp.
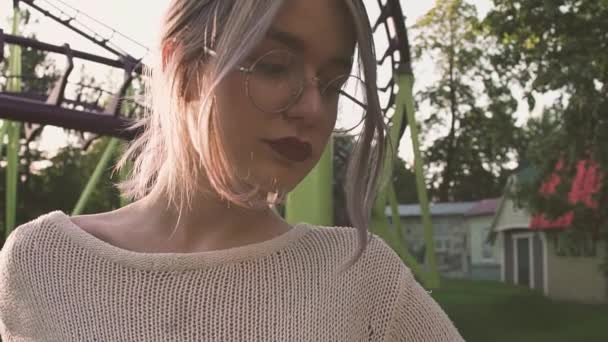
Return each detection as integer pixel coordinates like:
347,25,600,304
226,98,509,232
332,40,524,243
268,0,357,64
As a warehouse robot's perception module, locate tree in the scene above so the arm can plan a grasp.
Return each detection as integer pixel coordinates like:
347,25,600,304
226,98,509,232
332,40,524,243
1,10,120,242
1,9,60,93
333,134,355,226
413,0,526,202
393,160,418,204
485,0,608,240
0,138,123,242
332,134,419,226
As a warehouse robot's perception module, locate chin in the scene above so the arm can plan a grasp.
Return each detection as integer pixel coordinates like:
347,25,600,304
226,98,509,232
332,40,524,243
267,175,304,194
251,170,305,195
242,155,318,196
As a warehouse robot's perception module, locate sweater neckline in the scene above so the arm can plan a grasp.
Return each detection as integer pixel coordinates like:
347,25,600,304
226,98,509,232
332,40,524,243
47,210,313,271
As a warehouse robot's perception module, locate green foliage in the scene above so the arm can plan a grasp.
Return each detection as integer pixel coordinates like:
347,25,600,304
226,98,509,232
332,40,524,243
333,135,354,226
1,8,126,246
1,9,60,93
332,134,416,226
485,0,608,252
392,160,418,204
413,0,527,202
1,8,118,245
0,138,123,245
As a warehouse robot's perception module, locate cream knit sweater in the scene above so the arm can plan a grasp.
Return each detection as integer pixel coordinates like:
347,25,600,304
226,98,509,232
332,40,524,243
0,211,463,341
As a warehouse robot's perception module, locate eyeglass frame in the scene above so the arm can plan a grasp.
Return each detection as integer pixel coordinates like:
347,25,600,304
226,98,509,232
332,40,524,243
203,47,368,117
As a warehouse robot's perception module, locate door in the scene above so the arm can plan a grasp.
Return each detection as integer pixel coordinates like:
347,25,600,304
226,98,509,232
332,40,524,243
516,237,531,287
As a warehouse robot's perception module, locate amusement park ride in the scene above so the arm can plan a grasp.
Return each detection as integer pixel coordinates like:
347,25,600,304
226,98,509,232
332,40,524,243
0,0,440,287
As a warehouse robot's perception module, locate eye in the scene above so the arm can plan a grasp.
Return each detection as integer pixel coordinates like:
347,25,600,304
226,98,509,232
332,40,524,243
256,62,290,78
251,50,297,80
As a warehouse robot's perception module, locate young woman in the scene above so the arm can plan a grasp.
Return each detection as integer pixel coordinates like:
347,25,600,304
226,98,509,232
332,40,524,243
0,0,463,340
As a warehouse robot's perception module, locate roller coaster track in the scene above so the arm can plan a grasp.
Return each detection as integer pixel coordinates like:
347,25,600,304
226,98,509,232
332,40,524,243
0,0,413,141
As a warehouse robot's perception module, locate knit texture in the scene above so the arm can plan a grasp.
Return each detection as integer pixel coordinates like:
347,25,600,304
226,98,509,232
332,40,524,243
0,211,463,341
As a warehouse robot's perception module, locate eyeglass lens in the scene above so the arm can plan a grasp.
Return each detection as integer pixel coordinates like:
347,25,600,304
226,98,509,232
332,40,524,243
246,50,367,133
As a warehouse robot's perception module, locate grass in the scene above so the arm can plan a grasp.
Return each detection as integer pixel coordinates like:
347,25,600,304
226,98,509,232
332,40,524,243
431,278,608,342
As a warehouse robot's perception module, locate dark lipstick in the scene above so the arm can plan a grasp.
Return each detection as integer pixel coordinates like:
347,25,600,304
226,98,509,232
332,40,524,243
263,137,312,162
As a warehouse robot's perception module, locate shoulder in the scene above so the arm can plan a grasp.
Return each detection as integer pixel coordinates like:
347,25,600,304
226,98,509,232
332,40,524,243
301,224,410,282
304,224,404,259
304,226,463,340
2,212,54,252
0,212,55,309
0,211,68,271
0,211,65,336
301,226,437,337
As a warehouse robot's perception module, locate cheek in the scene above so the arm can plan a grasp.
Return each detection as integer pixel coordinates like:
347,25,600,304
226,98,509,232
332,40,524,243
214,73,247,120
214,74,256,147
212,73,336,192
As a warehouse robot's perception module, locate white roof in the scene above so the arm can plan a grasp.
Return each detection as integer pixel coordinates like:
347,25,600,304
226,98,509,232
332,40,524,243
385,202,477,217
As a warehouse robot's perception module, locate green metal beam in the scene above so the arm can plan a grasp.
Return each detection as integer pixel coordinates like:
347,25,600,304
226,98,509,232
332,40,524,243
5,5,23,237
371,71,420,275
388,184,407,248
72,138,120,215
118,86,135,208
370,71,440,288
403,73,440,288
5,122,21,238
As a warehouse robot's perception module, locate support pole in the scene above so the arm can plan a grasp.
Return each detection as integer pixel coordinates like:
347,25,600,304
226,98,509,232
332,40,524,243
371,70,440,288
5,4,23,237
118,86,135,208
388,184,407,249
371,71,421,279
403,72,440,288
72,138,119,215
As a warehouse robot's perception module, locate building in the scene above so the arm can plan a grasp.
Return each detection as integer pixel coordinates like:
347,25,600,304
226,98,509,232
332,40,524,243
386,202,476,278
464,198,502,281
490,161,607,304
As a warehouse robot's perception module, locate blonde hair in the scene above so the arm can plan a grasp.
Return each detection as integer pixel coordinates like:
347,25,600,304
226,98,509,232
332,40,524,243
116,0,387,267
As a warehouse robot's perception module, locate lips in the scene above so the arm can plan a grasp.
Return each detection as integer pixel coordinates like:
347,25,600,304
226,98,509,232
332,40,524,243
263,137,312,162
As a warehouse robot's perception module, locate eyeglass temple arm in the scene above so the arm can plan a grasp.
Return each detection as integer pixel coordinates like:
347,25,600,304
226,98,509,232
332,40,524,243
202,46,249,73
339,90,368,110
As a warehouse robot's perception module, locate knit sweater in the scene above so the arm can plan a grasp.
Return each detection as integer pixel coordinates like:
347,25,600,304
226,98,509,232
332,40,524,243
0,211,463,341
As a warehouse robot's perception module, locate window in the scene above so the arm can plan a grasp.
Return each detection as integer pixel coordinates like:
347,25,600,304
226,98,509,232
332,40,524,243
481,227,494,260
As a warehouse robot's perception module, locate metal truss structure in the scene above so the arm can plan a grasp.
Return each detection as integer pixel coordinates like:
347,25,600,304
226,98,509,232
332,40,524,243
0,0,440,287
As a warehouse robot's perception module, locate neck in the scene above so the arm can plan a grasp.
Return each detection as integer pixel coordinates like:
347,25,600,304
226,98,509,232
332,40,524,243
120,190,290,253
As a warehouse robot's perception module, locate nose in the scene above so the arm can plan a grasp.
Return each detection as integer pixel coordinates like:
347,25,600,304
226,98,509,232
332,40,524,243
286,75,324,119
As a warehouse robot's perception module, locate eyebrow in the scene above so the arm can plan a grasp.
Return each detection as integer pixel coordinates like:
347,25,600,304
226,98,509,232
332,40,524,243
266,27,354,70
267,28,306,52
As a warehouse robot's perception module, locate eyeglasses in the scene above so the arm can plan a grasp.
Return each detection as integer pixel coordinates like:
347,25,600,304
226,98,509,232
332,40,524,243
205,48,367,133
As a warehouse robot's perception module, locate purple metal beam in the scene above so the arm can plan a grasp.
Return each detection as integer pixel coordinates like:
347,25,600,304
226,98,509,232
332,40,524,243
2,91,106,112
0,94,140,140
18,0,131,59
0,30,4,63
374,0,412,71
372,0,413,136
1,32,144,74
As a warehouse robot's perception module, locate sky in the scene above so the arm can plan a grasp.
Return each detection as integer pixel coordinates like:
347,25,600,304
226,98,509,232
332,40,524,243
0,0,513,164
